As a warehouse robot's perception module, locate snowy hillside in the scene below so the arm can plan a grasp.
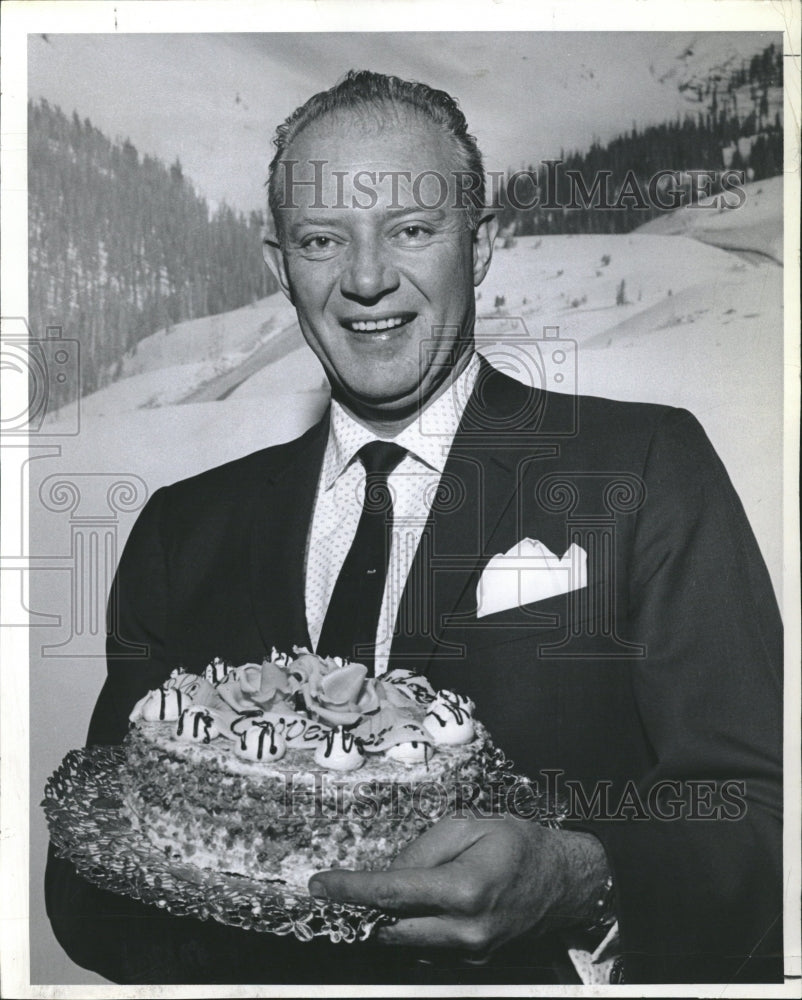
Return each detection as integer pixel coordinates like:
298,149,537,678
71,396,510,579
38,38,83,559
637,174,782,262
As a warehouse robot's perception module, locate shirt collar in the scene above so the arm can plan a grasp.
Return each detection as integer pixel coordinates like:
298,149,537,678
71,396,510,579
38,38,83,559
322,352,481,489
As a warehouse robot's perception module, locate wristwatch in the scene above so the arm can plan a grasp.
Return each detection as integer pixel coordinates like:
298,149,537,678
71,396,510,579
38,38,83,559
586,873,617,934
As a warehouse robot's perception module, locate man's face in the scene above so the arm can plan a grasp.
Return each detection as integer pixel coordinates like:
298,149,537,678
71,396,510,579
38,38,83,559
266,106,496,424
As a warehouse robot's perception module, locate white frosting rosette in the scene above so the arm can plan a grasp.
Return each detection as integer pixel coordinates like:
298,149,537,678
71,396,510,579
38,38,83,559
385,740,430,765
423,690,476,746
313,726,365,772
130,686,187,723
129,668,219,723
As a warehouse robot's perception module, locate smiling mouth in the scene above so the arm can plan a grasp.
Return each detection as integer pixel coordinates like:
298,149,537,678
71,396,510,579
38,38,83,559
341,313,415,333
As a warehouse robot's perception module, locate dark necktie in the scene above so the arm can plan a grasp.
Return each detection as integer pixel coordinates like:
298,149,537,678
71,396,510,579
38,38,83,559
316,440,407,674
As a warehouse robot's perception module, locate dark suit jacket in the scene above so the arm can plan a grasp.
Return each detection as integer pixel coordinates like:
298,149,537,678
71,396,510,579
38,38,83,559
46,363,782,984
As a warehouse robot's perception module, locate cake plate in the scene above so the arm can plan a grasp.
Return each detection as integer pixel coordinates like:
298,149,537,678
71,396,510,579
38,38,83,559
43,744,560,943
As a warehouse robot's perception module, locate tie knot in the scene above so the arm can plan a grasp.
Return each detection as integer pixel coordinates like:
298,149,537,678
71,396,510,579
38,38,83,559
359,440,407,477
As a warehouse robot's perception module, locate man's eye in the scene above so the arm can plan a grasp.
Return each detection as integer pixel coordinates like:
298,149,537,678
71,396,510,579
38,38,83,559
397,225,432,242
300,235,336,251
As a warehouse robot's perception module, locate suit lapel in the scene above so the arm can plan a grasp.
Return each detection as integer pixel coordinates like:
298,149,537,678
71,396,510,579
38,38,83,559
389,361,560,672
248,414,329,653
248,364,563,669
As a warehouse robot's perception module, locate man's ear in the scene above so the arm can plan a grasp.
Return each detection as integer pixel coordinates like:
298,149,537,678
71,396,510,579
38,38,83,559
261,223,294,303
472,212,499,286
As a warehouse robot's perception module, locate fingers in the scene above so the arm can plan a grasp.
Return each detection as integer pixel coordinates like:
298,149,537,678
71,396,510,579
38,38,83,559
388,814,492,871
377,915,494,956
309,865,457,915
310,853,494,921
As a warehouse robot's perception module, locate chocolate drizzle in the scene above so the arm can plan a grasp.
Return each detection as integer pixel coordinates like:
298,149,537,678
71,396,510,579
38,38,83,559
206,657,232,684
230,710,264,736
322,726,363,759
427,709,448,728
432,695,469,726
177,708,214,743
231,713,327,747
159,688,182,720
195,711,212,743
239,721,279,760
422,694,474,747
384,671,435,705
145,653,478,765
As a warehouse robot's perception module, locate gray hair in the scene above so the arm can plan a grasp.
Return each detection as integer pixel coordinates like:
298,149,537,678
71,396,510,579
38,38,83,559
266,69,486,236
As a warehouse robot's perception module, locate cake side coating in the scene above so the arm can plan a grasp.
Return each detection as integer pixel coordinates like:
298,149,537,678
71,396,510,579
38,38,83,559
120,652,492,886
123,719,489,885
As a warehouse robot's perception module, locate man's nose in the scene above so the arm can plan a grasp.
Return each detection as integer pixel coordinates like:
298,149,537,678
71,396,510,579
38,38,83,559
339,238,400,302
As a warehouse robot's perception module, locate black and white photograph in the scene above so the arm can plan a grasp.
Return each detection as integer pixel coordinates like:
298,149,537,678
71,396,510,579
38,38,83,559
1,0,800,994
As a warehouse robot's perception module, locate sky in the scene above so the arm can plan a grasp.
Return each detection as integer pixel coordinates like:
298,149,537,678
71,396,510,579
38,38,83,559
28,31,776,213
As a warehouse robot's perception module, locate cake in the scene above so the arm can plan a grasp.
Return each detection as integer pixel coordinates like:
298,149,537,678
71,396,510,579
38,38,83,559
122,648,491,887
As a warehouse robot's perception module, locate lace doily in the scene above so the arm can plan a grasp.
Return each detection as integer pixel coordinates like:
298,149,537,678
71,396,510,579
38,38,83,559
43,743,561,943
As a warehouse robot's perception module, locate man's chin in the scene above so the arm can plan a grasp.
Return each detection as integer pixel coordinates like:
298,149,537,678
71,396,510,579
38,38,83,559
331,355,474,427
331,379,437,427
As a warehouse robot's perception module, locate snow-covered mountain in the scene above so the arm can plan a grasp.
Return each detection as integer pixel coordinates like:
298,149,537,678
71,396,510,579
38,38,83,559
650,33,779,99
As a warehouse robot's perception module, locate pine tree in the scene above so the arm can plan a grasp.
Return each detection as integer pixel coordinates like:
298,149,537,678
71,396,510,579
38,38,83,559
28,99,279,405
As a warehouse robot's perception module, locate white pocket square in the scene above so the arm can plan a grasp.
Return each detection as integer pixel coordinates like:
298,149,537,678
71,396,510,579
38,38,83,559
476,538,587,619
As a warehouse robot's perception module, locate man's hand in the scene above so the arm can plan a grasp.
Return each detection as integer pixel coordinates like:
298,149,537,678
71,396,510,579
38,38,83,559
308,815,610,955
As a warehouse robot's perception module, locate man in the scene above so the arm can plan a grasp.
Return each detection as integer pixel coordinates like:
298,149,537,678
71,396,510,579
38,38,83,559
46,70,782,986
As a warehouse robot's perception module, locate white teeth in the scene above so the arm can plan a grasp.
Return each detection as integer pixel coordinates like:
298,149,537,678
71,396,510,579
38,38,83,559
348,316,407,332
